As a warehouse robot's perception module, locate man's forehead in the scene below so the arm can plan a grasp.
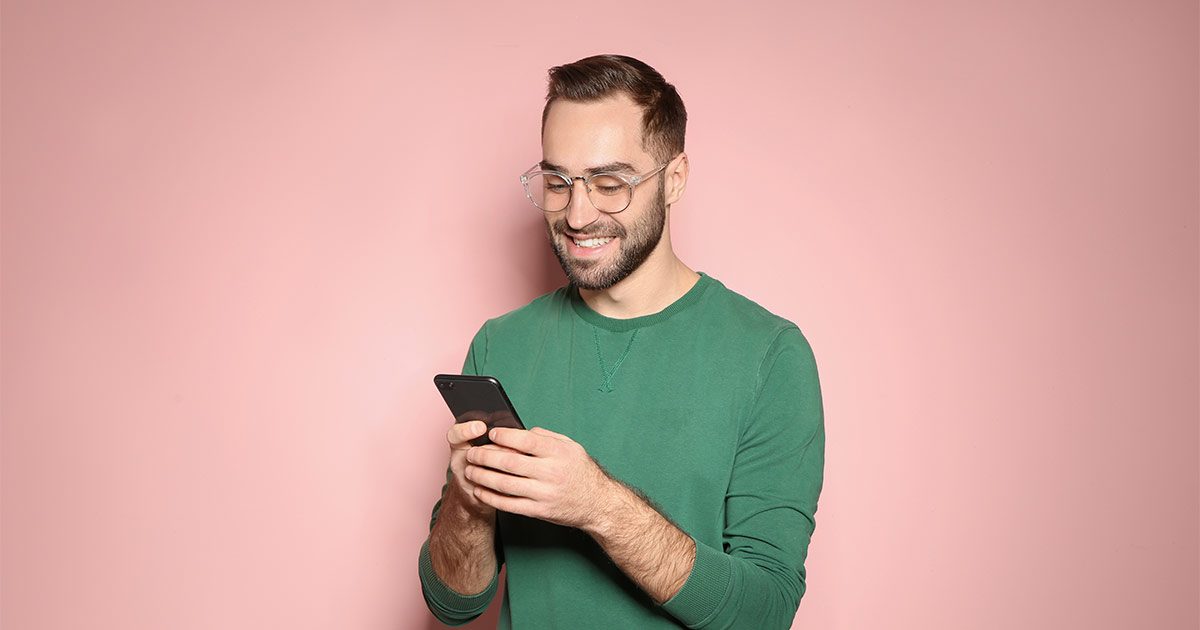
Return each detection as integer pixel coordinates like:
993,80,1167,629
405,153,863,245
544,92,642,124
542,95,649,173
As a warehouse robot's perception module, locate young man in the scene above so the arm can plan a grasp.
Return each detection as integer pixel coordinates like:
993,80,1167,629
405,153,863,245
418,54,825,629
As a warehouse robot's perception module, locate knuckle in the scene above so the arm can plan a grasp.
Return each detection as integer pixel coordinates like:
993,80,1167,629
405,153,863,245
489,448,511,466
448,425,471,446
472,467,490,485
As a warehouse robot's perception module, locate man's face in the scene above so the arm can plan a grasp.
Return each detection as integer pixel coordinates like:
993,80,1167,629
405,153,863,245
540,94,668,291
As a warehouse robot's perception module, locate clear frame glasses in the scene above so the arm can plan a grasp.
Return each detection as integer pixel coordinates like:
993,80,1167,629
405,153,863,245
520,162,669,214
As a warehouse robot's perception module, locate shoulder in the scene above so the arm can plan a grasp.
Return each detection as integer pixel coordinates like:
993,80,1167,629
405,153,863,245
701,274,814,351
697,275,820,396
474,285,572,339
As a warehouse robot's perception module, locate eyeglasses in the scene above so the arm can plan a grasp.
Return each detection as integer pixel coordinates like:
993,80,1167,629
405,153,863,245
519,162,669,214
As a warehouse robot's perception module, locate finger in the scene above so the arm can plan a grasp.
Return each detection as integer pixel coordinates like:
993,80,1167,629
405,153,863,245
529,426,573,443
467,445,539,478
448,421,488,447
473,484,541,517
489,427,554,456
465,464,541,499
473,444,524,456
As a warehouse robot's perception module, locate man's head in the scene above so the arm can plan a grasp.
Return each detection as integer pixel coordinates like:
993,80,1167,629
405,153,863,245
537,55,689,291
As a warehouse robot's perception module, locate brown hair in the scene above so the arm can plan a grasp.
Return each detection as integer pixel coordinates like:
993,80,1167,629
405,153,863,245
541,54,687,163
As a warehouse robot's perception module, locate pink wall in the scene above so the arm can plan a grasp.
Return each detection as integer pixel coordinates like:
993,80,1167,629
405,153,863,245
3,1,1196,628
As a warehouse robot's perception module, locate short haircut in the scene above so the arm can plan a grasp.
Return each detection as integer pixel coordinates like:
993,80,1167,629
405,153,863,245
541,54,687,164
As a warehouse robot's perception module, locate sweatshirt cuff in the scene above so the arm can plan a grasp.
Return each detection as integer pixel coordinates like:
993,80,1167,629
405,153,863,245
418,538,499,622
661,538,733,627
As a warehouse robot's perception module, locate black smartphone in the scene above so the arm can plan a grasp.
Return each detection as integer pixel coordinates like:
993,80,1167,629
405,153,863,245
433,374,526,446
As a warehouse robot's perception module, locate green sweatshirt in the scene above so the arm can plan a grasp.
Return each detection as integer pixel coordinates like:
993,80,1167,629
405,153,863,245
419,273,825,629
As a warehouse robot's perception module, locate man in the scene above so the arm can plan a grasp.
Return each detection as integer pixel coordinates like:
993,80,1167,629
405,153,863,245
418,54,825,629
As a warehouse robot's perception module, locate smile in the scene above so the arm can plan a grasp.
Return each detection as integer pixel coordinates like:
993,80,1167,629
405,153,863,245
572,236,613,248
563,232,619,258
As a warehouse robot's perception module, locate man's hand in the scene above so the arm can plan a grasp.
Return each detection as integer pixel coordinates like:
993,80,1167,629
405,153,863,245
445,420,498,519
428,420,512,596
463,426,617,532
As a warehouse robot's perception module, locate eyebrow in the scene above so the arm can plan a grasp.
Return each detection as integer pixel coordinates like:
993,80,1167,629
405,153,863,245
540,160,639,176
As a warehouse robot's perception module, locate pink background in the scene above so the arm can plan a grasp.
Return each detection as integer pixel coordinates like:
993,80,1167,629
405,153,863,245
3,1,1197,628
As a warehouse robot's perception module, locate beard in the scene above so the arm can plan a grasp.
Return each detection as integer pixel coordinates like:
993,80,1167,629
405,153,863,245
545,180,667,291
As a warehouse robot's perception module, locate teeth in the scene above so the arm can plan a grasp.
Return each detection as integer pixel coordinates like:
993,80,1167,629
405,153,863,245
572,237,613,248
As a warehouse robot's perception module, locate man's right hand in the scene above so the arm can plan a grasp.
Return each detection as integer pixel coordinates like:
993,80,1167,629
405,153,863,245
428,420,503,596
446,420,496,519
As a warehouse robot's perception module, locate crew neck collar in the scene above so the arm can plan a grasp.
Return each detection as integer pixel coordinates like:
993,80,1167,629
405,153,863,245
570,272,714,332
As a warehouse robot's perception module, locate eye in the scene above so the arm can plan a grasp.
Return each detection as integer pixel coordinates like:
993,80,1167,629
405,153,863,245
590,174,626,196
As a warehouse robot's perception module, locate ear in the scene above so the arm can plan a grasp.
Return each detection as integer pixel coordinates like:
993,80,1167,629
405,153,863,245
664,152,689,207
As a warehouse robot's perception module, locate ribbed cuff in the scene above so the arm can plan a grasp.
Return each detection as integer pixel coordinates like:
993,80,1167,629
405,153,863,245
661,538,733,627
418,538,499,623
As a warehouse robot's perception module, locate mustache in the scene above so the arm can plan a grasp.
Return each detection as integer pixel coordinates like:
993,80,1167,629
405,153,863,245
550,218,626,238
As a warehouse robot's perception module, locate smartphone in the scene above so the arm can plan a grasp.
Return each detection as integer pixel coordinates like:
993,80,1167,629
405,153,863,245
433,374,526,446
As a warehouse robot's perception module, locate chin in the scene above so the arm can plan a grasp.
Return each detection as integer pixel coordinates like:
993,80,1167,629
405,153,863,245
569,265,629,291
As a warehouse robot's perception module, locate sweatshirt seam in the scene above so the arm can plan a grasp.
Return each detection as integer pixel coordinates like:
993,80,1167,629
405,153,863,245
479,318,492,373
739,324,798,446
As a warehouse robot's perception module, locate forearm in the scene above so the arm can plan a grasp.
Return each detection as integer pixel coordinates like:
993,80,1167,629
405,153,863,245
583,479,695,605
428,484,498,595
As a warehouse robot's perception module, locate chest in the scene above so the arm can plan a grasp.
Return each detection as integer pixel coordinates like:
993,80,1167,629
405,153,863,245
487,325,756,525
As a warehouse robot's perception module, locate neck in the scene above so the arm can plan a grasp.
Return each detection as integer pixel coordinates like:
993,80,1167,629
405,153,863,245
577,229,700,319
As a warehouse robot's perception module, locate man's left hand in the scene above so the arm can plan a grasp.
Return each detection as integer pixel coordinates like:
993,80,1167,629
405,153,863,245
463,426,617,531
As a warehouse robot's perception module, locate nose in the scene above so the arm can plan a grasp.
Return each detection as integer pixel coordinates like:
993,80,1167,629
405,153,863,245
564,178,600,230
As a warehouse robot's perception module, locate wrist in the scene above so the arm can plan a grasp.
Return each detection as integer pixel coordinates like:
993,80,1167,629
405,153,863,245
582,475,639,541
429,483,498,594
443,482,496,528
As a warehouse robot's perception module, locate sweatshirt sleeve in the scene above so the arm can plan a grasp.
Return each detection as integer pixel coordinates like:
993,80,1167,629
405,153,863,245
418,323,503,625
661,326,825,629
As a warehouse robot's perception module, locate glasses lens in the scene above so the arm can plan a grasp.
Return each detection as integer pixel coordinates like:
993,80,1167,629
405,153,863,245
525,173,571,212
587,174,631,213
